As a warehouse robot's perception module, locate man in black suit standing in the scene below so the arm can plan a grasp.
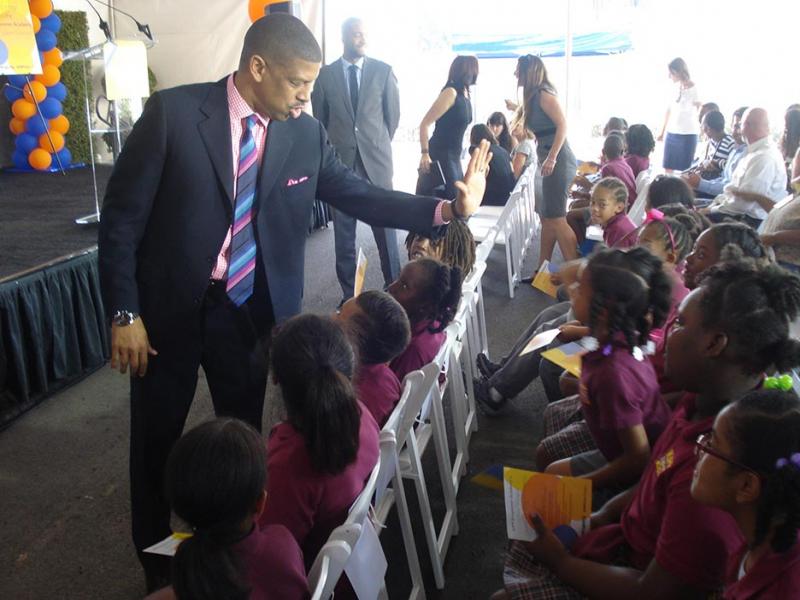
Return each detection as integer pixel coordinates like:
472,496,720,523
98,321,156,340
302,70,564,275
312,18,402,304
97,13,491,590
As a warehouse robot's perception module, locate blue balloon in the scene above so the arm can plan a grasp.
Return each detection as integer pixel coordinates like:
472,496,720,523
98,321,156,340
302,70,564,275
4,85,23,102
15,133,39,154
35,29,57,52
47,82,67,101
12,150,29,169
7,74,28,88
55,147,72,167
39,97,61,119
40,13,62,34
26,115,49,136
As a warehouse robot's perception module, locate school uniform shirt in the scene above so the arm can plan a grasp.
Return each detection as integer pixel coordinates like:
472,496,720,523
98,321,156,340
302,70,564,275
579,342,670,462
572,395,744,592
259,403,380,570
600,156,638,206
603,212,637,248
624,154,650,179
355,362,403,427
390,319,445,381
724,534,800,600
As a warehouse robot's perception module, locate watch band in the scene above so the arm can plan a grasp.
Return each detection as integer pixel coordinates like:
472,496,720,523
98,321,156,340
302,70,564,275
110,310,139,326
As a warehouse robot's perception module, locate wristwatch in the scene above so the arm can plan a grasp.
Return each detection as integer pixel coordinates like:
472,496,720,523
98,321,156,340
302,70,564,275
110,310,139,326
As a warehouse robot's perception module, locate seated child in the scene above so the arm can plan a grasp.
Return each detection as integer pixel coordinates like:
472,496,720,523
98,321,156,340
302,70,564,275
646,174,696,211
496,259,800,600
405,219,476,276
259,314,379,569
571,134,636,206
388,257,462,380
338,290,411,426
590,177,637,248
624,124,655,179
152,418,308,600
691,389,800,600
536,247,673,491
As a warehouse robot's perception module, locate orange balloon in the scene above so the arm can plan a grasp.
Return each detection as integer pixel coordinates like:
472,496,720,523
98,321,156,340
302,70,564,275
28,148,52,170
248,0,285,22
42,48,63,67
34,64,60,87
12,98,37,120
39,131,64,152
28,0,53,19
31,15,41,33
49,114,70,134
23,80,47,103
9,118,26,135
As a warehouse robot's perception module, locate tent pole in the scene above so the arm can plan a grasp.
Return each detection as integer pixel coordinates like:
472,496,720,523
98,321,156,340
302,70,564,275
564,0,573,120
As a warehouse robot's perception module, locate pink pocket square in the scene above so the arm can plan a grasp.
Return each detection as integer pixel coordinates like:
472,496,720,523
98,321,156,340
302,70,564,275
286,176,309,187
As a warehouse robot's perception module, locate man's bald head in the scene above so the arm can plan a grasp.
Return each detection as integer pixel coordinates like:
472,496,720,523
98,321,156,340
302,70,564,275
741,107,770,145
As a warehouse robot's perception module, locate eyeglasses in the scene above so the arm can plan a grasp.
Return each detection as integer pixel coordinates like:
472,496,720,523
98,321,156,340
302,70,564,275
694,432,761,477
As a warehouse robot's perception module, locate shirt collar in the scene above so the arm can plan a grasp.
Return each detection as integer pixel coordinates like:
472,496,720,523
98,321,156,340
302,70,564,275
227,73,269,128
747,136,771,152
343,56,365,70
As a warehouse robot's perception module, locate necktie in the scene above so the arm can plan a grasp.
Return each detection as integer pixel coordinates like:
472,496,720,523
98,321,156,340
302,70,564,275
348,64,359,115
226,115,259,306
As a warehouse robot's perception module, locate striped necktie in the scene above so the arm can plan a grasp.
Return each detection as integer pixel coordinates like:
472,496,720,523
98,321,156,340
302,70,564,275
226,114,259,306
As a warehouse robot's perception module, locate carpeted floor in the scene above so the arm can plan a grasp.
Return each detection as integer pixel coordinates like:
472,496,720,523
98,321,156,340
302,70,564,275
0,165,110,279
0,174,558,598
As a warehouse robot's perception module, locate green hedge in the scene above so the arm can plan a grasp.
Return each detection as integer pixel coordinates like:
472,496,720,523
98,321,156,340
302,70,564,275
55,10,90,164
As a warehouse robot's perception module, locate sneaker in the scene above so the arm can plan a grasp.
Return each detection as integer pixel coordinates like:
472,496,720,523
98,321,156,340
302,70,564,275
474,377,507,416
476,352,501,378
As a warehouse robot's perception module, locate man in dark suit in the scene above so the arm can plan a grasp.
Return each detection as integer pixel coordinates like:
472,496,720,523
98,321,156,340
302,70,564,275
97,13,490,590
312,18,401,303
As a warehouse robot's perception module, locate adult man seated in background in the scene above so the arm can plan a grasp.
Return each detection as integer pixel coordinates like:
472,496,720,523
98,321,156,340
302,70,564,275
683,106,748,201
703,107,787,228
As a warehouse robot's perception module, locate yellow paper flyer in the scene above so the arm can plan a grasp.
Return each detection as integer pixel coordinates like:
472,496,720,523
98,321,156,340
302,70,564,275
0,0,42,75
504,467,591,542
531,259,558,298
354,247,368,296
541,342,587,377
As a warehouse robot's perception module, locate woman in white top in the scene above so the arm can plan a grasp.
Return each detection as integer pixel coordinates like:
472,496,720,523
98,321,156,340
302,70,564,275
657,57,702,172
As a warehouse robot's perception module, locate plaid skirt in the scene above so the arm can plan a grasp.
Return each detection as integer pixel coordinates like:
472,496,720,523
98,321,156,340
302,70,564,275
504,541,585,600
538,396,597,466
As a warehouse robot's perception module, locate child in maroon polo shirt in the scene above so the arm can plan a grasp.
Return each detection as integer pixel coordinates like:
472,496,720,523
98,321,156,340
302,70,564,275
388,257,463,380
588,177,637,248
494,260,800,600
691,389,800,600
538,247,673,493
155,419,308,600
337,290,411,426
260,315,379,571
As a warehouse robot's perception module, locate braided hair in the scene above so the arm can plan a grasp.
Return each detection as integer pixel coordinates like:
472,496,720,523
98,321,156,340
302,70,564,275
696,261,800,374
647,175,696,210
708,222,770,265
727,390,800,553
166,418,265,600
414,257,463,333
658,203,710,244
591,176,629,208
625,123,655,158
641,216,693,263
585,247,673,348
405,221,476,276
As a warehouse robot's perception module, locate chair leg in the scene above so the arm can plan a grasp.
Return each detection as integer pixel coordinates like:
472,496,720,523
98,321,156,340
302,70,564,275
390,455,427,600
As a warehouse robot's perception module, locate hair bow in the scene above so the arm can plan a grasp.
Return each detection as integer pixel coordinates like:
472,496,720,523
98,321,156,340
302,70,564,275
644,208,675,253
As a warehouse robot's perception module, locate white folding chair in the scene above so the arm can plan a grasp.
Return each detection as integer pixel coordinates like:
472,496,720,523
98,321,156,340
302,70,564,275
629,169,655,225
307,524,357,600
397,361,458,589
462,261,488,358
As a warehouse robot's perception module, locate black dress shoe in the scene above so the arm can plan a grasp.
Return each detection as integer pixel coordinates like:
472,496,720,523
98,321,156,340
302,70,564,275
474,377,507,416
476,352,501,378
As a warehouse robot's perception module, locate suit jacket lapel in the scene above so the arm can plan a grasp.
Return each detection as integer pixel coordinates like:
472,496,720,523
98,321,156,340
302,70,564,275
257,118,294,207
334,58,355,121
198,81,234,214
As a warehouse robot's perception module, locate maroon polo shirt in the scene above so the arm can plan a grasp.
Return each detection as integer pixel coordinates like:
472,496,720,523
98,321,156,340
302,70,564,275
724,534,800,600
355,362,403,427
603,212,637,248
390,319,445,381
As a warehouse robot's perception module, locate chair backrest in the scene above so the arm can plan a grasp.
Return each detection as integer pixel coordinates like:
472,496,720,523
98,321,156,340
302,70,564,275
307,524,359,600
396,364,438,449
462,261,487,296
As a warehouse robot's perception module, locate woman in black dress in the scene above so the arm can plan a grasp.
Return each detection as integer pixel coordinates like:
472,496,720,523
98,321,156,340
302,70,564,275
418,56,478,199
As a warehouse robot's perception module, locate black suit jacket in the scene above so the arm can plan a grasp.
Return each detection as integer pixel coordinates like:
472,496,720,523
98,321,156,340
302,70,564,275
98,78,439,336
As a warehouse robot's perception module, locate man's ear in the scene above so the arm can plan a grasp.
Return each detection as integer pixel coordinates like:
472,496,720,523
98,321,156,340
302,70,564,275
250,54,268,82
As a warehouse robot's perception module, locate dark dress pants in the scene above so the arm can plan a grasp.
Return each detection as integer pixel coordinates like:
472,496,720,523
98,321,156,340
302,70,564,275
129,270,272,564
333,151,401,299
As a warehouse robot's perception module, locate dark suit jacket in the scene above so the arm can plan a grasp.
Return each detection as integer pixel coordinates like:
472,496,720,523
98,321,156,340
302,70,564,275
311,57,399,187
98,77,438,335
